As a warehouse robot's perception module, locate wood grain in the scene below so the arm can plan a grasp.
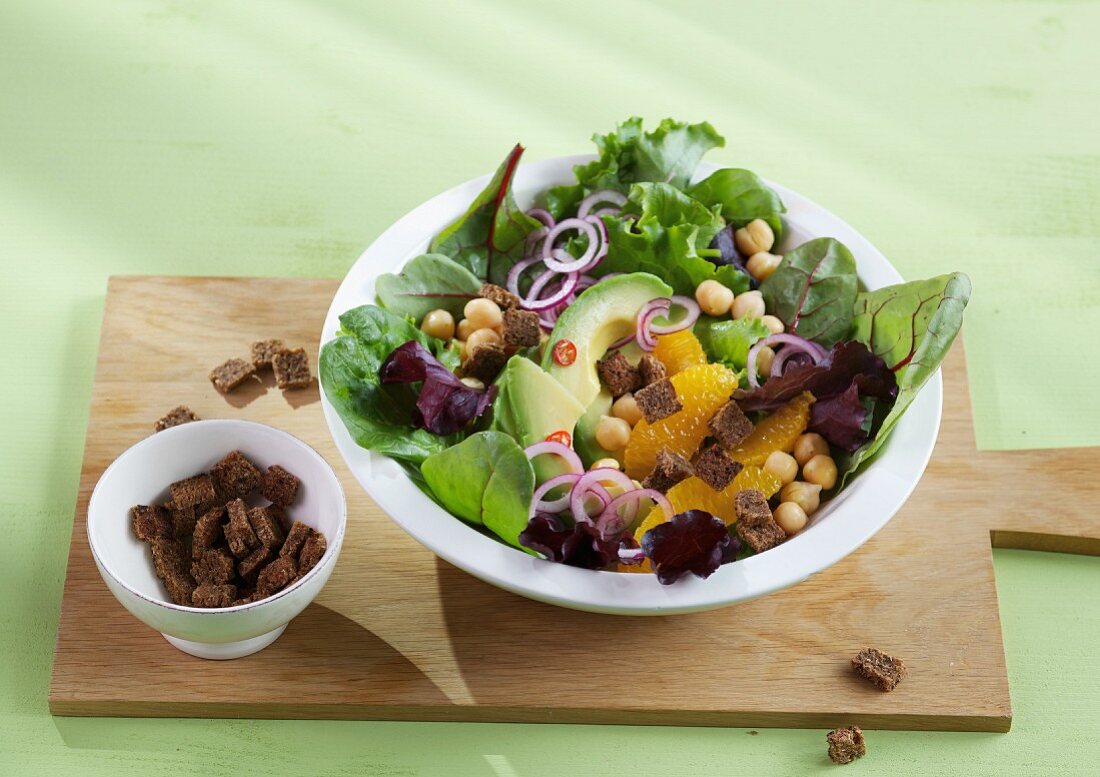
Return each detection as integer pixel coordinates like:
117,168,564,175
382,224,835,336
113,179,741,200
47,277,1100,731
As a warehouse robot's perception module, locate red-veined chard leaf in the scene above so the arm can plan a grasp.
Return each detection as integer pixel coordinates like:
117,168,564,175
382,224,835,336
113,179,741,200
375,253,482,319
430,144,542,286
759,237,858,347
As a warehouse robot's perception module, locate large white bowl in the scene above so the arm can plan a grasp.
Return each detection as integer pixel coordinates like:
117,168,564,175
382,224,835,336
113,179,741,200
88,419,347,658
319,155,941,615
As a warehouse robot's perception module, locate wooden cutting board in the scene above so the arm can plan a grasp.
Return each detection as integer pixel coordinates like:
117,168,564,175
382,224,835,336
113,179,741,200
48,276,1100,731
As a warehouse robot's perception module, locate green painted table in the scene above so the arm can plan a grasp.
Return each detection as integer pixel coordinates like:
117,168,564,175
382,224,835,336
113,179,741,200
2,0,1097,773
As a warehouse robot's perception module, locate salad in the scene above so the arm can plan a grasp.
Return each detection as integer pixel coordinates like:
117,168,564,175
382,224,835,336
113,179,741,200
320,118,970,585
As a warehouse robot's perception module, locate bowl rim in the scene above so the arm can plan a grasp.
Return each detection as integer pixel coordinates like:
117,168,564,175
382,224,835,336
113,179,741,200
318,154,943,614
87,418,348,615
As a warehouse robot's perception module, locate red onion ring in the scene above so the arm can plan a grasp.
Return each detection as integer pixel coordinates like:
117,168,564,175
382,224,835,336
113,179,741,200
617,546,646,565
506,255,543,300
570,468,634,524
649,295,701,335
523,270,579,311
596,488,674,539
577,189,627,218
524,441,584,475
636,298,672,351
530,473,582,518
525,208,555,227
746,333,828,388
542,218,599,273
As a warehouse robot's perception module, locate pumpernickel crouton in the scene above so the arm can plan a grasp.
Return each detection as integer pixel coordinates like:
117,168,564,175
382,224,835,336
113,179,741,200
501,307,541,348
852,647,908,692
262,464,300,507
251,339,285,370
634,378,683,423
239,545,273,584
596,352,639,398
209,358,256,394
280,521,312,560
642,449,695,493
734,489,785,553
272,348,312,390
191,505,225,560
479,283,521,309
191,547,235,585
826,726,866,765
257,555,297,595
463,343,508,384
708,401,754,449
131,504,172,542
210,450,262,500
693,444,743,491
192,583,237,608
249,505,287,549
637,353,667,387
154,405,197,432
297,530,327,575
224,498,259,558
169,473,216,509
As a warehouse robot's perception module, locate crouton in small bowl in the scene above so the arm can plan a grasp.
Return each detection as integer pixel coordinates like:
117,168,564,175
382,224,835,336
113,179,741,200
87,419,346,659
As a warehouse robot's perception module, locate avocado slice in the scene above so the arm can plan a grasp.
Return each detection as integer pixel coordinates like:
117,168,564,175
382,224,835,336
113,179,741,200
541,273,673,409
573,390,622,468
490,356,586,480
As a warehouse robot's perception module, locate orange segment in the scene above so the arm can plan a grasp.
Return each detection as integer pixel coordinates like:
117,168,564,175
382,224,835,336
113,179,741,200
729,391,815,466
653,330,707,375
623,363,739,480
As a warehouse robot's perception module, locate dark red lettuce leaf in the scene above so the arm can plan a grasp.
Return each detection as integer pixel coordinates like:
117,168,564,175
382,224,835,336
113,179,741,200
809,381,871,452
641,509,730,585
379,340,495,435
519,514,628,570
720,529,743,565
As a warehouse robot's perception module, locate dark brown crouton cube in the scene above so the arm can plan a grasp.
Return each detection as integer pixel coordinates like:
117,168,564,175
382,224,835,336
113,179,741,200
852,648,908,692
280,521,312,559
150,537,189,579
642,449,694,493
634,379,683,423
192,583,238,608
462,343,508,384
297,530,327,575
248,505,286,549
708,401,755,449
162,501,197,540
238,546,273,584
637,354,667,387
272,347,312,390
694,444,743,491
191,505,225,560
209,358,256,394
131,505,172,542
257,555,297,595
262,464,300,507
224,498,259,558
826,726,866,765
154,405,198,432
210,450,263,499
734,489,785,553
169,473,216,509
479,283,521,309
190,547,235,584
251,338,285,370
501,307,541,348
233,591,264,606
163,573,197,607
596,352,639,398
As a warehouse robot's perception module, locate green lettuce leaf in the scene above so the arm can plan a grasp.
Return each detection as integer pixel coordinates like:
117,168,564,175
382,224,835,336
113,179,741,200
686,168,786,236
597,183,750,296
375,252,482,320
420,431,535,550
319,305,461,464
430,144,542,285
759,237,858,347
545,117,725,219
694,316,770,371
840,273,971,482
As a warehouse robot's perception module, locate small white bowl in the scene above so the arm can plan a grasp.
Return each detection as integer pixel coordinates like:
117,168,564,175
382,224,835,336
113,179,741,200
87,419,347,659
320,155,942,615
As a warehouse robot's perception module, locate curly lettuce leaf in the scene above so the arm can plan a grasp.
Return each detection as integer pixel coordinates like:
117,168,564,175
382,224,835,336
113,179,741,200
687,168,786,236
430,144,542,285
841,272,971,481
421,431,535,549
375,253,482,320
545,117,725,218
597,183,750,296
759,237,858,347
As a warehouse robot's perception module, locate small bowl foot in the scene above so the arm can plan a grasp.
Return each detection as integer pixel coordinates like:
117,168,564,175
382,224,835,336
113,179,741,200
162,624,287,659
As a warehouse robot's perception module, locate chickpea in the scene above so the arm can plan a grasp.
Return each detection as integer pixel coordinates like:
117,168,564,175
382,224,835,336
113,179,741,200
746,252,783,282
460,376,485,390
595,415,632,451
456,318,476,341
731,290,765,320
463,298,503,331
592,458,621,471
803,454,838,490
764,450,798,485
774,501,808,535
611,393,643,427
454,339,467,361
793,432,829,466
420,309,456,341
734,218,775,256
761,314,785,335
756,345,776,377
465,327,501,355
780,480,822,515
695,279,734,317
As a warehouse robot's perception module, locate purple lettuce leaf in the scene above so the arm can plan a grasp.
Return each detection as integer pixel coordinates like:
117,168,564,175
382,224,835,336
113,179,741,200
808,381,872,453
641,509,730,585
519,514,632,570
379,340,495,435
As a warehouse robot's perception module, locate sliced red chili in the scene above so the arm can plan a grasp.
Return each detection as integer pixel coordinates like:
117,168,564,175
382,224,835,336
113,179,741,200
552,339,577,366
545,430,572,447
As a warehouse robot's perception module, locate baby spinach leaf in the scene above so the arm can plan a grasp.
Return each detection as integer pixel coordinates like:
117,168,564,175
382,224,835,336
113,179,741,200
694,316,770,371
420,431,536,550
597,183,749,296
759,237,858,347
687,168,786,236
319,305,461,464
430,144,542,286
375,253,482,320
841,272,971,482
